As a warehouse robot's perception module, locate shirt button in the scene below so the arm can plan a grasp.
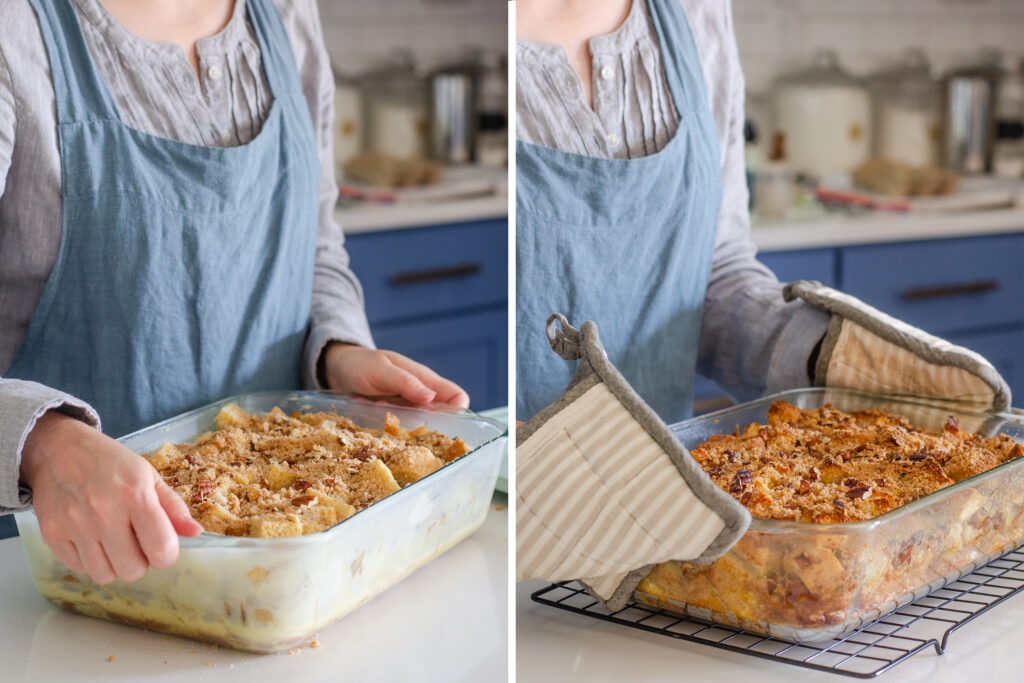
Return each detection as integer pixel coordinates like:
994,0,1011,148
607,133,620,147
599,65,614,81
207,65,222,80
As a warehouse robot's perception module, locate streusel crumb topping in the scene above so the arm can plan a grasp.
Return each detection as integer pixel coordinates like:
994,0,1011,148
692,400,1023,523
143,405,468,537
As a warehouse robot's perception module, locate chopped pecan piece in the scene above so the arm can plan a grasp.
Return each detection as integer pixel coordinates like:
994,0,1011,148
946,415,959,432
909,452,928,462
725,450,737,463
191,479,214,504
846,486,872,500
832,499,846,510
740,491,752,505
736,468,753,484
352,447,376,462
291,494,317,507
293,479,313,493
728,477,743,493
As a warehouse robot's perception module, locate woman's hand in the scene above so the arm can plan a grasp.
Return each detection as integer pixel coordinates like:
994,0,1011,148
321,343,470,409
19,412,202,584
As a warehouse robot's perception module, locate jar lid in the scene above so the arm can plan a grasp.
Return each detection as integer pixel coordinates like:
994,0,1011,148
777,49,863,90
869,48,937,102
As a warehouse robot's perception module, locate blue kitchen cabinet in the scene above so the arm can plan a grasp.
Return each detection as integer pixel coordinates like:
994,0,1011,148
345,218,508,411
945,328,1024,402
694,233,1024,412
758,248,838,288
372,310,507,411
840,234,1024,337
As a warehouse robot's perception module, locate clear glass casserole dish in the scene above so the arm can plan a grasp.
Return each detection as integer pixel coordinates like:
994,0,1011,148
15,392,507,653
634,388,1024,643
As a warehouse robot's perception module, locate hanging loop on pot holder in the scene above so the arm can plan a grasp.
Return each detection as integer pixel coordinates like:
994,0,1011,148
517,314,751,611
546,313,583,361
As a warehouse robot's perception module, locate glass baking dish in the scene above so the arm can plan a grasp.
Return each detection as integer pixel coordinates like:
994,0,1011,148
634,388,1024,643
15,391,507,653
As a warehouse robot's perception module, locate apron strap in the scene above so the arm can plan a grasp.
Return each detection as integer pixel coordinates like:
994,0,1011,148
546,313,584,361
646,0,713,120
28,0,122,124
245,0,303,99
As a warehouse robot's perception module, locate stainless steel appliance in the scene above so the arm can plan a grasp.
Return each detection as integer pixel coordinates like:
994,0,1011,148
942,58,999,173
428,66,475,164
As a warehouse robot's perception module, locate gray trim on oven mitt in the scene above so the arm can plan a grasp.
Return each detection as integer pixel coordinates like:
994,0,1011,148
516,314,750,612
784,280,1011,412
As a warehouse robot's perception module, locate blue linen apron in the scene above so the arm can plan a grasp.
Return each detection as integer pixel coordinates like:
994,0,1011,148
516,0,723,425
7,0,320,437
516,0,724,428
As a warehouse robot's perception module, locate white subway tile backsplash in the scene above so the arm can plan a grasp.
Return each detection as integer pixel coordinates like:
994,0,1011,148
733,0,1024,93
318,0,506,75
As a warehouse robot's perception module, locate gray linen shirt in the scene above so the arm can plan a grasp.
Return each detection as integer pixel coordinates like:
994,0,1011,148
516,0,830,403
0,0,374,511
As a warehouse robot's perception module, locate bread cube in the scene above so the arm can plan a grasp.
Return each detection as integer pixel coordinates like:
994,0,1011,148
386,446,444,486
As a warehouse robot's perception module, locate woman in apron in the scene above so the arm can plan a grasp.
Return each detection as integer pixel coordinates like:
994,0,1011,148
516,0,1010,592
0,0,466,584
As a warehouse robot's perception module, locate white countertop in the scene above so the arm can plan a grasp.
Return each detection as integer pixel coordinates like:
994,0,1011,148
0,494,508,683
336,194,508,234
753,207,1024,252
516,578,1024,682
335,164,508,234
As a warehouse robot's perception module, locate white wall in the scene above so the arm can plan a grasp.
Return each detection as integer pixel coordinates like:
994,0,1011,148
318,0,506,76
732,0,1024,95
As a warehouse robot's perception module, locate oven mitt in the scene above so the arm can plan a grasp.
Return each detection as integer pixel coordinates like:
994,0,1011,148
516,314,750,611
785,281,1011,413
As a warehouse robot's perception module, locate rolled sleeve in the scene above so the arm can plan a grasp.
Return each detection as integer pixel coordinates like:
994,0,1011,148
695,0,830,401
0,379,100,512
285,0,375,390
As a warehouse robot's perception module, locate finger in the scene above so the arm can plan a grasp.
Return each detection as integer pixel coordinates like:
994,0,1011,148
155,481,202,537
77,538,117,585
129,489,181,571
386,354,469,407
372,363,436,404
53,540,85,574
100,518,150,583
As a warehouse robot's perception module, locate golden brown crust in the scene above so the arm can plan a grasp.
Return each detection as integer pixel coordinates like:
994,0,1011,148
691,401,1023,523
143,405,468,537
637,401,1024,639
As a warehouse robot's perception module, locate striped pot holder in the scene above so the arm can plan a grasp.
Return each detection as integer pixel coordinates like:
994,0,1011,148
516,314,750,611
785,281,1012,428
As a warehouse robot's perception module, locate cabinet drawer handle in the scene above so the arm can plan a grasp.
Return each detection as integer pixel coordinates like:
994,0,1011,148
390,263,482,285
902,280,1000,301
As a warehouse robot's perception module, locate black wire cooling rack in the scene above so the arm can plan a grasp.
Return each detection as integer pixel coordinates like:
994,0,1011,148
531,545,1024,678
